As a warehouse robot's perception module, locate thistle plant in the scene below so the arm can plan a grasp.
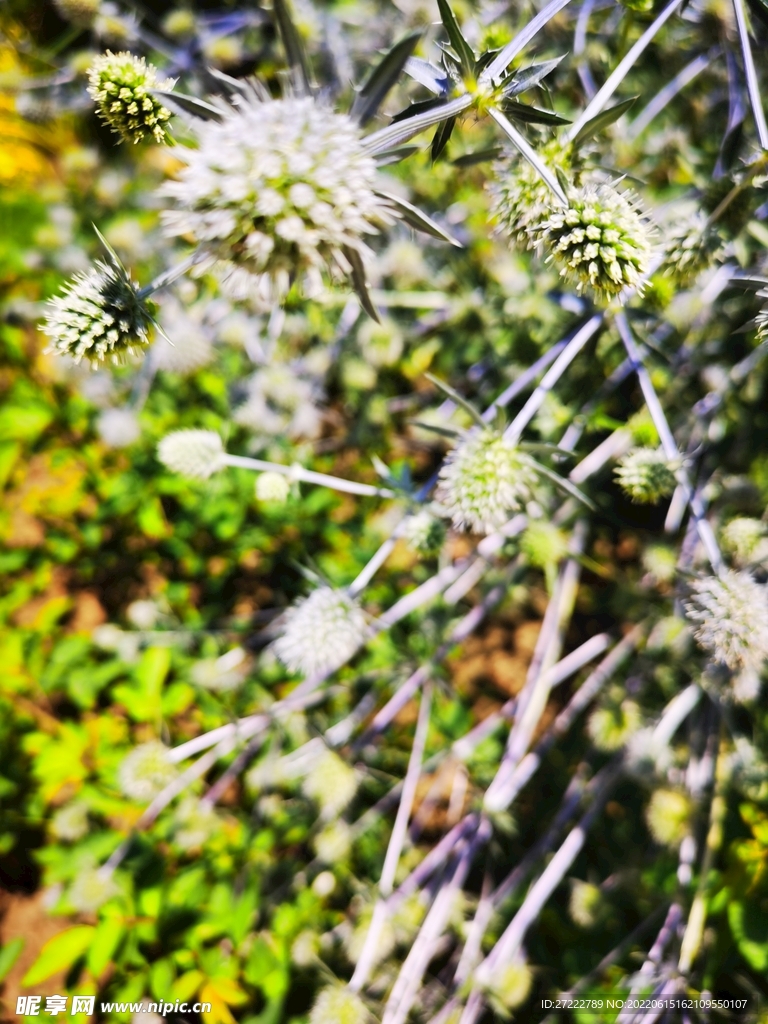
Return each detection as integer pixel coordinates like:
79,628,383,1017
491,142,574,249
685,570,768,675
614,446,677,503
87,51,174,144
118,741,177,801
272,586,368,677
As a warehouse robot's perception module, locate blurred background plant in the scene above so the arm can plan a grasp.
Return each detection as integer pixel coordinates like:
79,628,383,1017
4,0,768,1020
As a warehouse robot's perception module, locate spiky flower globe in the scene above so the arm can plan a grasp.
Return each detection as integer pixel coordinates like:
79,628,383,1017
520,519,569,568
614,447,677,504
173,797,219,850
436,428,538,535
539,183,653,301
160,85,394,304
685,570,768,674
485,959,533,1015
51,801,90,841
309,986,369,1024
69,868,119,912
118,740,177,801
662,213,723,286
44,259,155,365
402,509,446,554
314,820,353,862
490,142,571,249
255,471,291,503
303,749,359,817
588,698,642,752
157,429,225,480
721,517,766,564
234,364,323,440
272,586,368,677
54,0,100,26
569,880,604,928
88,51,174,144
646,788,691,848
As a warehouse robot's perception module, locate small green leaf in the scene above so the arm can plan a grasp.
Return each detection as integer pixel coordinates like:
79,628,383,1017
407,420,462,439
452,146,503,167
432,115,456,161
87,918,125,980
502,55,567,97
343,245,380,322
424,373,486,427
272,0,313,93
352,32,422,126
390,96,447,124
502,101,571,126
436,0,475,79
154,91,224,122
0,938,23,983
22,926,95,987
572,96,638,146
521,455,597,511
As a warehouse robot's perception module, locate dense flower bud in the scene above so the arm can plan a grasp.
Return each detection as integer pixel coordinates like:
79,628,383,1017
157,429,225,480
118,740,177,801
662,213,723,286
685,570,768,674
51,801,90,841
614,447,677,504
97,407,141,448
272,586,368,678
88,51,174,144
588,698,642,752
44,260,155,365
569,880,604,928
539,183,653,301
645,788,691,847
490,143,571,249
160,87,394,304
255,471,291,503
485,959,533,1015
309,986,369,1024
436,428,538,535
721,517,767,564
402,509,446,554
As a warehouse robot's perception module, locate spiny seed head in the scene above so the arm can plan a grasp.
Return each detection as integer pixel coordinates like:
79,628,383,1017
588,699,642,752
160,86,395,304
569,880,604,928
51,801,90,841
88,51,174,144
44,260,155,365
69,868,119,912
402,509,446,554
303,749,359,817
646,788,691,847
685,570,768,674
721,517,766,563
256,471,291,503
490,143,571,250
55,0,100,26
309,986,369,1024
118,740,177,801
662,213,724,286
272,586,368,678
436,428,538,535
539,183,653,301
615,447,677,504
157,429,225,479
642,543,678,584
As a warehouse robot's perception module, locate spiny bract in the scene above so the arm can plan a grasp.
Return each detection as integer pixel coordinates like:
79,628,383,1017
118,740,177,802
160,86,394,305
272,586,368,678
157,429,225,480
685,570,768,674
539,183,653,301
88,51,174,144
44,259,155,365
436,428,538,535
614,447,677,504
490,142,572,250
309,986,369,1024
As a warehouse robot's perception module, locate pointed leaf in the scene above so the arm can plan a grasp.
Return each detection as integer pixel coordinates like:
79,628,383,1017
502,102,571,126
273,0,313,94
206,68,249,94
408,420,462,439
22,927,96,987
488,107,569,206
436,0,476,79
376,190,462,246
154,90,224,122
432,115,456,161
404,56,449,95
343,245,380,322
518,442,576,458
390,95,448,124
425,373,486,426
92,224,128,276
352,32,422,126
452,146,503,167
502,55,567,97
375,145,422,166
0,939,23,983
522,455,597,511
365,94,472,153
571,96,638,146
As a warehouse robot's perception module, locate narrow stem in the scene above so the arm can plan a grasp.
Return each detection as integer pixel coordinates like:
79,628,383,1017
565,0,685,143
138,252,199,299
732,0,768,149
222,453,395,498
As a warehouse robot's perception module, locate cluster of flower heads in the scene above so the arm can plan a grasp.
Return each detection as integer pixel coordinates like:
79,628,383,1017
490,142,573,249
87,51,174,145
44,257,156,365
272,586,368,678
614,447,677,504
436,428,537,534
539,183,654,301
685,570,768,684
160,85,394,304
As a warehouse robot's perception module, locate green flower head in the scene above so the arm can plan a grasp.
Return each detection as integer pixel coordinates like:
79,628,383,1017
88,51,174,144
615,447,677,504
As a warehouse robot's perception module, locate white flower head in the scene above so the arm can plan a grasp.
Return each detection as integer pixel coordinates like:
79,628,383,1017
309,986,369,1024
97,407,141,448
51,801,90,842
436,428,538,534
402,509,446,554
721,517,767,564
157,429,225,479
615,447,677,504
303,749,359,818
645,788,691,848
118,740,177,801
685,570,768,674
69,868,119,912
662,212,724,286
191,647,249,692
87,51,174,144
44,259,155,365
255,471,291,503
314,820,353,862
160,86,394,305
539,183,654,301
272,586,368,677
